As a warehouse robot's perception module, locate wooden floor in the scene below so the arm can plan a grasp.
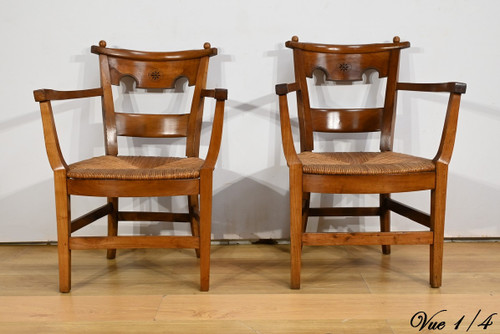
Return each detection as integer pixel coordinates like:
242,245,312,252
0,242,499,333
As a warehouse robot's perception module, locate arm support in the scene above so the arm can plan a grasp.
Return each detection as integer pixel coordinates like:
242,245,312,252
34,88,103,102
201,88,228,170
397,82,466,94
397,82,467,164
33,88,103,172
275,83,301,166
275,82,300,96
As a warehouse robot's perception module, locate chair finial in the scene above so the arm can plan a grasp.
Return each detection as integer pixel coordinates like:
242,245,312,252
99,40,107,48
393,36,400,43
203,42,211,49
292,36,299,42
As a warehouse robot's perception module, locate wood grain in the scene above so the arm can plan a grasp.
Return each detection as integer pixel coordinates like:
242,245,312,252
0,243,498,333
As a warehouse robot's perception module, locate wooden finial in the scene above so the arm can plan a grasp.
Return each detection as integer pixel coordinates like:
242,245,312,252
99,40,107,48
292,36,299,42
203,42,211,49
393,36,400,43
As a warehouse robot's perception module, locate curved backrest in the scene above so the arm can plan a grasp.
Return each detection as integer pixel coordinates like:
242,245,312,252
91,41,218,157
286,36,410,152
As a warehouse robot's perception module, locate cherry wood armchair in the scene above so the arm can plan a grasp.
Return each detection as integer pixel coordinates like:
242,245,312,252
34,41,227,292
276,36,466,289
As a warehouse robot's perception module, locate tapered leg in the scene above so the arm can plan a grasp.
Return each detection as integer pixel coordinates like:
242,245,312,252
302,192,310,233
379,193,391,255
430,168,447,288
199,170,213,291
106,197,118,259
188,194,201,258
54,173,71,293
290,166,303,289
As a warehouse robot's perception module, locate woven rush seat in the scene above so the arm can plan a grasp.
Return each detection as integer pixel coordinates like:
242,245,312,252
67,155,204,180
298,151,435,175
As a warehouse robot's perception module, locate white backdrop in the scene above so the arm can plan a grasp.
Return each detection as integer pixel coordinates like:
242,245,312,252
1,0,499,242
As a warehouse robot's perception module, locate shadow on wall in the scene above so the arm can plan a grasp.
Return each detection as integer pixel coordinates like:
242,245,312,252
5,167,497,242
211,167,290,240
445,174,500,237
4,42,499,242
0,179,57,242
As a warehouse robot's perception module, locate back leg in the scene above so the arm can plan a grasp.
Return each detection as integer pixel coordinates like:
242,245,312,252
188,194,201,258
107,197,118,259
302,192,310,233
379,193,391,255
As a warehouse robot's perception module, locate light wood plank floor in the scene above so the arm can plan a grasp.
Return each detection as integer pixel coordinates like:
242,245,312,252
0,242,499,333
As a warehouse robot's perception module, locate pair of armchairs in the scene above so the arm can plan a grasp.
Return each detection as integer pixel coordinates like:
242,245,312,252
34,37,466,292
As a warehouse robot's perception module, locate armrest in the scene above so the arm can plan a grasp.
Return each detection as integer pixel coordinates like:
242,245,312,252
33,88,103,172
201,88,227,170
275,82,300,96
397,81,467,165
33,88,103,102
397,82,466,94
275,83,301,166
201,88,228,101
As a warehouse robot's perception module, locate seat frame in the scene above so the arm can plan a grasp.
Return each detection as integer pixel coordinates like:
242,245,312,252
276,36,466,289
34,41,227,292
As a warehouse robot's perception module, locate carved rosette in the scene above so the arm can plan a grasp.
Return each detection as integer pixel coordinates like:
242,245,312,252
338,63,351,72
148,70,162,81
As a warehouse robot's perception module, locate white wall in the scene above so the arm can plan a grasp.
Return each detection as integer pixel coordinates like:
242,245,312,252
1,0,499,242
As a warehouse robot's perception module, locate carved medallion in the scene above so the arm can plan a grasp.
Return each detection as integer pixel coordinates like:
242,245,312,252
149,70,162,81
338,63,351,72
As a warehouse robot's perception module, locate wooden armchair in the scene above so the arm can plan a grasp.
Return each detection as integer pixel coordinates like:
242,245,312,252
276,36,466,289
34,41,227,292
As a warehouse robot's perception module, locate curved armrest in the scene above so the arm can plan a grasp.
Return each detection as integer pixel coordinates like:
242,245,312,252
201,88,228,101
275,83,301,166
275,82,300,96
397,82,466,94
201,88,228,170
397,81,467,165
33,88,103,102
33,88,103,172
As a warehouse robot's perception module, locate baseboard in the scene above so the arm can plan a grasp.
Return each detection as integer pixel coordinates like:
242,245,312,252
1,237,499,246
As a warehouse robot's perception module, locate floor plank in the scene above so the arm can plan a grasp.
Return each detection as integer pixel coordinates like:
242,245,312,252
156,294,499,321
0,242,499,333
0,295,162,322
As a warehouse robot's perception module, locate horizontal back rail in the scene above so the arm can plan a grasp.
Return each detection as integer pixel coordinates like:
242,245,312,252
91,44,217,61
301,52,392,81
115,112,189,137
311,108,383,132
106,58,202,89
286,39,410,54
92,41,216,89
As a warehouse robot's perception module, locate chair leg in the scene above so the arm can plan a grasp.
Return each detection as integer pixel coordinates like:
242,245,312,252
302,192,310,233
199,170,213,291
290,167,303,289
54,175,71,293
379,193,391,255
430,179,447,288
188,194,201,258
106,197,118,259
